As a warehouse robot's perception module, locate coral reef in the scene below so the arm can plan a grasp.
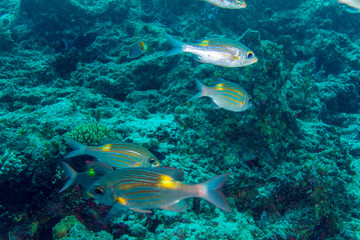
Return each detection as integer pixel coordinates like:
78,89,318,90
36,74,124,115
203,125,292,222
67,123,116,146
53,215,113,240
1,0,360,239
0,149,25,179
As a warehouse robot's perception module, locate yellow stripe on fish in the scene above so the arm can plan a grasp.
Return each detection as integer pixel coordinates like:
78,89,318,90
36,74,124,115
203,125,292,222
188,78,253,112
215,83,245,98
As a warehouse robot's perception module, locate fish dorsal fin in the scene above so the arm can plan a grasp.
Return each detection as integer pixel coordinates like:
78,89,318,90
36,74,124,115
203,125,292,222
212,78,245,93
162,200,188,212
212,77,227,87
95,138,117,146
197,39,210,46
146,167,184,181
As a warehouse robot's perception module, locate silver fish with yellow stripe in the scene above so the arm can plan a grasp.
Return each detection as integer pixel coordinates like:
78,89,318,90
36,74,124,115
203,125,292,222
87,167,231,213
165,36,257,67
202,0,246,9
64,137,160,169
188,78,252,112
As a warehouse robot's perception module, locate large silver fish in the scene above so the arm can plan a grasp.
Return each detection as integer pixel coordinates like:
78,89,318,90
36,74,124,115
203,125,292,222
87,167,231,213
165,36,257,67
203,0,246,9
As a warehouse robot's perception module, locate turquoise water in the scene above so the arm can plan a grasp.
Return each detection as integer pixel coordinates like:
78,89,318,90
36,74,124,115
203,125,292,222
1,0,360,239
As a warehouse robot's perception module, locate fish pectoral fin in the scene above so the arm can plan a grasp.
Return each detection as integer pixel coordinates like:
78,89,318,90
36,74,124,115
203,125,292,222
130,208,152,213
211,101,221,110
162,200,188,212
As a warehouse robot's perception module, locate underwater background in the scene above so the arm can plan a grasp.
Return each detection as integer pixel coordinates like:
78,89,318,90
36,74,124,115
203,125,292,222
1,0,360,239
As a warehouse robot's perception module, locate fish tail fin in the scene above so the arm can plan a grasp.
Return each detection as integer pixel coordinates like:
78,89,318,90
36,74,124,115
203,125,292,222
201,173,232,212
165,36,186,57
188,78,207,101
59,162,78,193
64,137,86,159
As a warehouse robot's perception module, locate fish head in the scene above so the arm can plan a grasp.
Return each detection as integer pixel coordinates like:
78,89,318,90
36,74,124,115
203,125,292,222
243,95,253,110
150,158,160,167
87,184,116,205
236,49,257,66
232,0,246,8
146,156,160,167
141,152,160,167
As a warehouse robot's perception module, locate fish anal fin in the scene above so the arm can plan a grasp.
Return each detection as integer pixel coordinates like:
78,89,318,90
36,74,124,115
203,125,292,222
162,200,188,212
130,208,152,213
211,101,221,110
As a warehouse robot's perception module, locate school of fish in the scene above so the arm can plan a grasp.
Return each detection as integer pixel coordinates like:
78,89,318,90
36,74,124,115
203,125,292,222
60,0,256,216
61,0,355,217
62,138,231,213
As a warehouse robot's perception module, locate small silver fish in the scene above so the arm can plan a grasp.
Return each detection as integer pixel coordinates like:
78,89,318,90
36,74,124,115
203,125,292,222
128,41,148,58
87,167,231,213
188,78,252,112
165,36,257,67
64,137,160,169
202,0,246,9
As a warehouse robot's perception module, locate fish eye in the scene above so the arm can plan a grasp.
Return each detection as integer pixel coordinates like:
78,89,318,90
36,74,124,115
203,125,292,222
94,187,104,195
149,158,156,164
247,52,253,58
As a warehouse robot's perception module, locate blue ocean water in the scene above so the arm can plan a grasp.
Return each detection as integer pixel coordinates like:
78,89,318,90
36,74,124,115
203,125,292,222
1,0,360,239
